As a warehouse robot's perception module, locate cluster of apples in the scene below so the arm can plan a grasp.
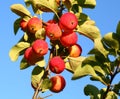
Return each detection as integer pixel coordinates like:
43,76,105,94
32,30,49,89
20,12,82,93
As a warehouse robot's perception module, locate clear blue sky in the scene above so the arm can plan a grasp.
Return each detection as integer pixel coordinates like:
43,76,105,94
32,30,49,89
0,0,120,99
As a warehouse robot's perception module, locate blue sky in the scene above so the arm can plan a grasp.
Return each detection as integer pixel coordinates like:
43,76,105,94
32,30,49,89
0,0,120,99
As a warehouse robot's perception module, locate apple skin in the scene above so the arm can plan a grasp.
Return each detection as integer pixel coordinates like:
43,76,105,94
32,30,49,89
69,44,82,57
45,23,62,40
60,31,78,47
47,20,57,25
50,75,66,93
32,39,48,57
59,12,78,32
27,17,42,34
24,47,41,65
49,56,65,74
20,19,28,31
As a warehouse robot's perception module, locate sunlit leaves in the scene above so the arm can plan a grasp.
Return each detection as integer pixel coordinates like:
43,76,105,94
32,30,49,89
77,20,101,41
25,0,59,17
9,42,30,61
106,91,118,99
10,4,31,17
102,32,119,52
89,38,109,58
67,56,86,72
72,64,97,79
77,0,96,9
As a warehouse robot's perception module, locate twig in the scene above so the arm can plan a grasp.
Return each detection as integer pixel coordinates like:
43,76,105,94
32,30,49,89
103,65,119,99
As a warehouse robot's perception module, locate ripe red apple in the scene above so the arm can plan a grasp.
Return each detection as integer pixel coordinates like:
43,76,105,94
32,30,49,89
45,23,62,40
50,75,66,93
27,17,42,34
60,31,78,47
69,44,82,57
32,39,48,56
46,20,57,25
49,56,65,74
20,19,28,31
24,47,41,65
59,12,78,32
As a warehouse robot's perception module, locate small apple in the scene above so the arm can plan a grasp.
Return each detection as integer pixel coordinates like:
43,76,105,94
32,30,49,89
45,23,62,40
49,56,65,74
24,47,41,65
59,12,78,32
32,39,48,56
69,44,82,57
20,19,28,31
50,75,66,93
27,17,42,34
60,31,78,47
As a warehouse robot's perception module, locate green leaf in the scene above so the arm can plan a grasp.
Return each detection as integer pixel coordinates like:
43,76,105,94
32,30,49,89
31,66,44,90
93,66,105,76
106,91,118,99
20,57,30,70
14,18,21,35
35,57,46,67
10,4,31,17
89,38,109,58
102,32,119,51
113,82,120,95
26,0,59,17
116,21,120,36
77,20,101,41
90,76,108,85
72,64,97,80
84,84,100,99
77,0,96,9
68,56,86,72
40,78,52,92
9,42,30,61
35,28,46,40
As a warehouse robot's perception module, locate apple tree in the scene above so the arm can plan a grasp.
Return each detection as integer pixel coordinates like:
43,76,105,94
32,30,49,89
9,0,120,99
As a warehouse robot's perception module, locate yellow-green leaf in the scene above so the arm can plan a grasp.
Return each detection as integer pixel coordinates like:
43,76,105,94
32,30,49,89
20,57,30,70
102,32,119,50
31,66,44,90
77,20,101,41
35,57,46,67
77,0,96,8
9,42,30,61
10,4,31,17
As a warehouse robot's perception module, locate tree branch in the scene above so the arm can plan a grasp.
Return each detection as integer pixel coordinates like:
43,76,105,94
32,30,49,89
103,65,120,99
32,48,54,99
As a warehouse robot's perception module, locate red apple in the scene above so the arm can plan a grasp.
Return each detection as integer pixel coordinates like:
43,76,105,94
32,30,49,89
32,39,48,56
60,31,78,47
59,12,78,32
50,75,66,93
27,17,42,34
20,19,28,31
49,56,65,74
24,47,41,65
46,20,57,25
69,44,82,57
45,23,62,40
